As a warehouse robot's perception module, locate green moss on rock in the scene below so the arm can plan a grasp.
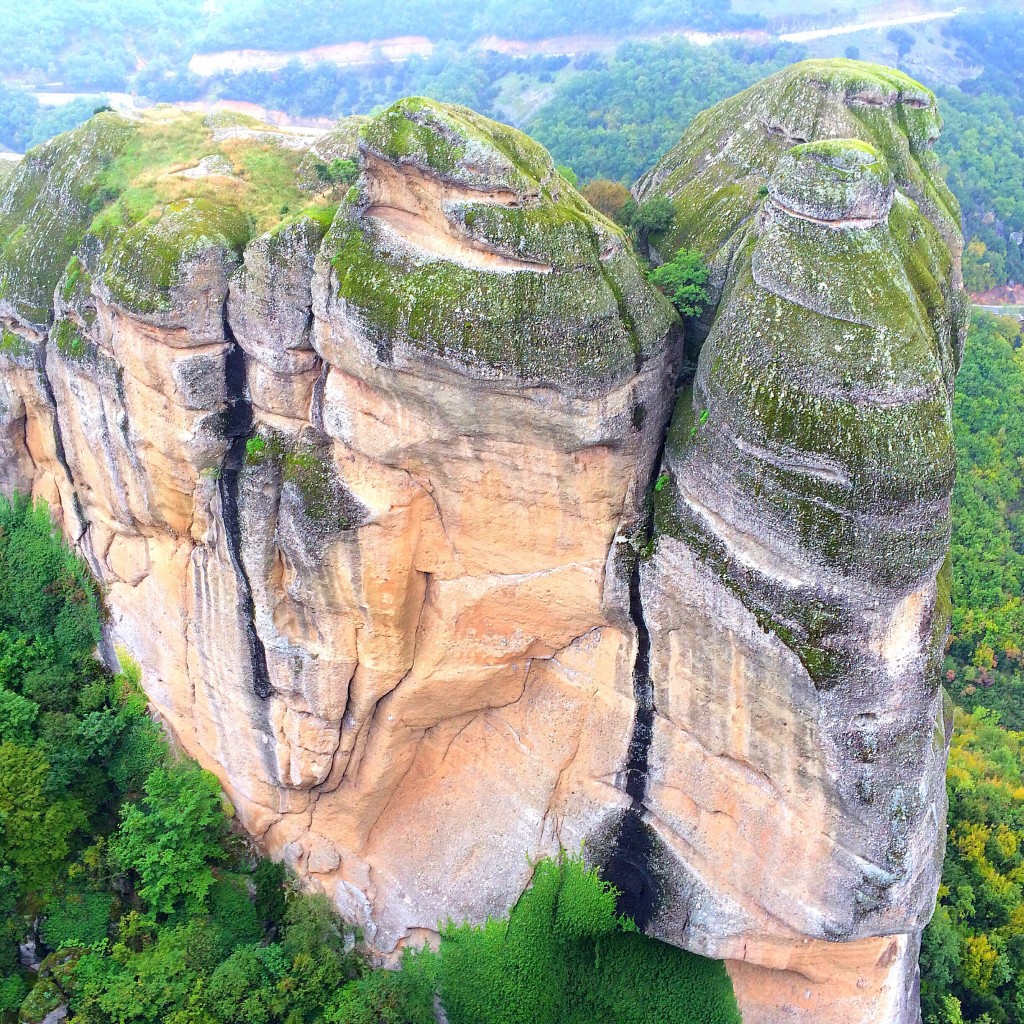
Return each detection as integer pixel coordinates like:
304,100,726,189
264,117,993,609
0,106,334,322
331,98,674,391
0,113,133,326
360,97,552,191
53,317,89,360
95,197,250,314
647,58,964,685
636,59,961,282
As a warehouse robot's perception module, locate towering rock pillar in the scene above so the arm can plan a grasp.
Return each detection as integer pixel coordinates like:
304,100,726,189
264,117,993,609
634,60,966,1022
0,60,964,1024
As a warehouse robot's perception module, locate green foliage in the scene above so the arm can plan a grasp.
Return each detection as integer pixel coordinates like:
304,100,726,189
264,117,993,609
325,948,436,1024
434,853,740,1024
0,493,167,1006
946,313,1024,727
648,248,710,318
253,858,288,932
935,89,1024,291
526,38,803,183
246,434,268,463
40,889,113,949
109,762,228,917
622,196,675,243
0,742,85,901
921,708,1024,1023
556,165,578,186
316,158,359,186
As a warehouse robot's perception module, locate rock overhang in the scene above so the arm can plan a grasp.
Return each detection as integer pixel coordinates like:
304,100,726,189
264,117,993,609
321,96,678,395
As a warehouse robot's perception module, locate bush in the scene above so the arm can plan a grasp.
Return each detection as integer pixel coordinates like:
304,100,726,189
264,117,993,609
434,853,741,1024
622,196,675,243
648,247,711,318
40,890,112,949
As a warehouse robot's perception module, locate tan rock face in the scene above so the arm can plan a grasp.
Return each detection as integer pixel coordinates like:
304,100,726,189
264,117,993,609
0,64,963,1024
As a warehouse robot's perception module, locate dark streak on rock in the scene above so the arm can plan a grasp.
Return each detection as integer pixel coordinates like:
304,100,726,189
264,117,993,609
602,405,673,931
218,317,272,700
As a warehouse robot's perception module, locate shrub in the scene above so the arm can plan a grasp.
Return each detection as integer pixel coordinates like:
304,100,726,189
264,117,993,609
648,248,711,318
40,890,112,949
434,853,741,1024
109,762,228,916
622,196,675,243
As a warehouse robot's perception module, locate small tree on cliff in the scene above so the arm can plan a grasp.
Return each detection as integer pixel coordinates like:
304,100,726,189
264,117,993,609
109,762,228,916
622,195,675,247
648,247,711,319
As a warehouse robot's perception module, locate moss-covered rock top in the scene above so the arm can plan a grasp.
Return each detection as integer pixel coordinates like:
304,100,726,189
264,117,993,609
325,98,676,394
360,97,553,194
635,59,960,286
769,139,894,224
648,59,967,686
0,107,333,324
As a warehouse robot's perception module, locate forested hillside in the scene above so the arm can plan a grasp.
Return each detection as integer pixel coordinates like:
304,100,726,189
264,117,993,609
921,707,1024,1024
946,313,1024,729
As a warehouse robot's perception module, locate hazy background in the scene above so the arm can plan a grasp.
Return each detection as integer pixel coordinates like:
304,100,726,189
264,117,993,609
0,0,1021,291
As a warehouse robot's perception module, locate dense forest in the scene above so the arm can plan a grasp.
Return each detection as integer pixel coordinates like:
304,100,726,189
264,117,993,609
946,312,1024,731
199,0,758,51
921,707,1024,1024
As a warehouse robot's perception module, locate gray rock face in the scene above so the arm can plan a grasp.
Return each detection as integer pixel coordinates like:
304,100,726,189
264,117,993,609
633,58,965,1022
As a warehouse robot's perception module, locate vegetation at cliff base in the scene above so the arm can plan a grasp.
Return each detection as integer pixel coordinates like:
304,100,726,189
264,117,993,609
946,312,1024,729
434,853,740,1024
0,493,407,1024
921,708,1024,1024
0,493,738,1023
920,310,1024,1024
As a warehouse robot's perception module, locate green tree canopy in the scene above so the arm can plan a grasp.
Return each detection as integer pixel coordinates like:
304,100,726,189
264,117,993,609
648,247,710,318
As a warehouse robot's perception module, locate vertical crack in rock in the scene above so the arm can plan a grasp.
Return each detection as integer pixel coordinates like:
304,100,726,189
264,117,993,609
36,341,88,537
602,423,673,932
218,317,272,699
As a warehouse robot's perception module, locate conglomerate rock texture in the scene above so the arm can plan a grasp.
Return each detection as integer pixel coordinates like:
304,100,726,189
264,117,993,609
0,60,965,1024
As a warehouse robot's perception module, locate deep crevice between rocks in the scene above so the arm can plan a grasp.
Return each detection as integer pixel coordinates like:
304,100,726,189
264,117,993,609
601,378,677,932
218,313,272,700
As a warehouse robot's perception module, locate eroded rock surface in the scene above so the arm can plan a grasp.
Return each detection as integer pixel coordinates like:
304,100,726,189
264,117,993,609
0,61,964,1024
636,60,965,1022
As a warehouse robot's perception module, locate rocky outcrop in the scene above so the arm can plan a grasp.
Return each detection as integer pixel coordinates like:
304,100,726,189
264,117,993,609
635,60,966,1021
0,61,964,1024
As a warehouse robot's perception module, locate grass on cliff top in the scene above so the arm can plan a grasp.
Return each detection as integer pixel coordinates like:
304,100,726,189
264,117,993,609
90,108,329,239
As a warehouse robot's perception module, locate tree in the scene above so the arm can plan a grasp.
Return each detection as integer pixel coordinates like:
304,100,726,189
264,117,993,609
888,28,915,61
556,165,578,186
0,743,85,901
622,196,675,245
109,763,227,916
648,247,711,318
581,178,632,222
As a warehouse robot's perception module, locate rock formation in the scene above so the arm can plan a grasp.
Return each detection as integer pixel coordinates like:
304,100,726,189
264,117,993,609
0,60,965,1024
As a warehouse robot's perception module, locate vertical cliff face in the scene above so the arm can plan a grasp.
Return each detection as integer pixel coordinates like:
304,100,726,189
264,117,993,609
0,61,964,1024
635,60,965,1021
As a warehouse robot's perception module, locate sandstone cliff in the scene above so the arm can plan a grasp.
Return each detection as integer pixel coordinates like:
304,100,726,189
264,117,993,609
0,60,965,1024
